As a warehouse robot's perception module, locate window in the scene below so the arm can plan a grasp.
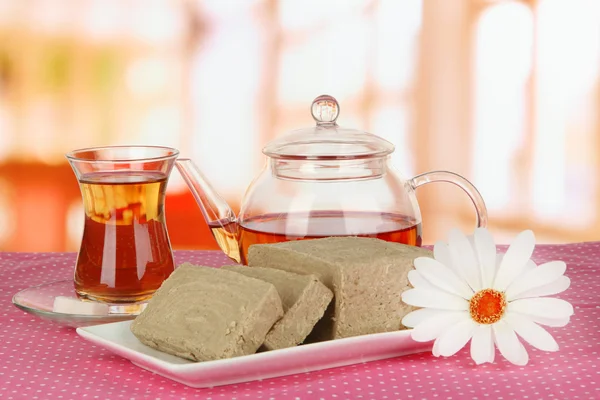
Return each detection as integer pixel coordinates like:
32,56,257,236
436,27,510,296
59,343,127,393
468,0,600,241
0,0,598,251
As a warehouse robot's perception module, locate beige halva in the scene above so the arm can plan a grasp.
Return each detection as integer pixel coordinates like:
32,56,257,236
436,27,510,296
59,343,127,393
131,237,433,362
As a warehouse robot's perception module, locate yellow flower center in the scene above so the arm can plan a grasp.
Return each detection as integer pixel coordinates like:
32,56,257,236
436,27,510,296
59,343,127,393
469,288,507,324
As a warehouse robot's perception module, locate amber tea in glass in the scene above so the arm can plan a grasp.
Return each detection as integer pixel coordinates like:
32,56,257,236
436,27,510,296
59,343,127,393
67,146,178,303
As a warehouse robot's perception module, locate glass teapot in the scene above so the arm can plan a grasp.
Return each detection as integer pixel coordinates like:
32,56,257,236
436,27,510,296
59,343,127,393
176,95,487,264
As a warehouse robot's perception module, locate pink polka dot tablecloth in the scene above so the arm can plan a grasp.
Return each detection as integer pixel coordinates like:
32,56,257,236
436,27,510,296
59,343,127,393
1,246,599,400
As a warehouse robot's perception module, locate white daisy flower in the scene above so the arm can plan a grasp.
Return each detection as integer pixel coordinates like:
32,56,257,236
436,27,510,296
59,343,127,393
401,228,574,366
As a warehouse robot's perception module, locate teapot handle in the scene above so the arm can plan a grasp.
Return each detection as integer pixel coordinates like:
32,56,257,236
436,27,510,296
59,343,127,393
409,171,488,228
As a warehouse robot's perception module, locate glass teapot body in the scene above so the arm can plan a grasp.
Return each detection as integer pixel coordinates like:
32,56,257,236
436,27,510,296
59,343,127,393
176,95,487,265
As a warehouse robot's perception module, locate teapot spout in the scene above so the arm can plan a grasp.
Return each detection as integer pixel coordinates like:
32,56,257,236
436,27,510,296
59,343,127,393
175,158,241,263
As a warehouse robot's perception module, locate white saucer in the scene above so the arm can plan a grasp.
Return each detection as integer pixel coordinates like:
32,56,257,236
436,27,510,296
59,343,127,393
12,280,145,328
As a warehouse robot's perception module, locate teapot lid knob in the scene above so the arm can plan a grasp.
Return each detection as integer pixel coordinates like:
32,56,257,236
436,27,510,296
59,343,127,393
311,95,339,125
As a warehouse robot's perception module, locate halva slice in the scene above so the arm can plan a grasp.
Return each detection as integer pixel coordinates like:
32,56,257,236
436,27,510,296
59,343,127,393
130,263,283,362
222,265,334,350
248,237,433,341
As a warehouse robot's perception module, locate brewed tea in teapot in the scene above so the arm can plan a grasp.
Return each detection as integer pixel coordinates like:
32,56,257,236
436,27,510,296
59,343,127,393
210,211,421,266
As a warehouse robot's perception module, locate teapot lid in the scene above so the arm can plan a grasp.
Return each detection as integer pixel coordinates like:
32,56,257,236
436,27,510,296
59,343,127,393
262,95,395,160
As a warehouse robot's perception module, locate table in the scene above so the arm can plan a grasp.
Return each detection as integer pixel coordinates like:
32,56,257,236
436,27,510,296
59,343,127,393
1,245,599,399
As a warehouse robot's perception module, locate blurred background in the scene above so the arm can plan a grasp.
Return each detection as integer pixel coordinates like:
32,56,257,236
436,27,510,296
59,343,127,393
0,0,598,252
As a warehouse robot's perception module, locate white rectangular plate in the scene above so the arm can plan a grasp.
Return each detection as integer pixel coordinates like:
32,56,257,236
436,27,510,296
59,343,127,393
77,321,432,388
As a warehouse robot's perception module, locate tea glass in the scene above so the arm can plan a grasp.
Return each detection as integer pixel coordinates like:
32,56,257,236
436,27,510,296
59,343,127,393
66,146,179,304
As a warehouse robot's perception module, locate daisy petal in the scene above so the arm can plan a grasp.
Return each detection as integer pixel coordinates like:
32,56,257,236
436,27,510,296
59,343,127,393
494,255,536,283
510,276,571,301
528,315,571,327
402,308,447,328
448,229,481,291
470,324,494,365
504,312,559,351
402,288,469,310
505,261,567,300
408,270,436,290
473,228,497,288
434,240,454,272
493,230,536,291
414,257,473,299
435,318,477,357
467,234,475,249
432,336,442,357
524,259,537,271
493,320,529,366
495,253,504,268
411,311,470,342
508,297,574,320
511,259,537,284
